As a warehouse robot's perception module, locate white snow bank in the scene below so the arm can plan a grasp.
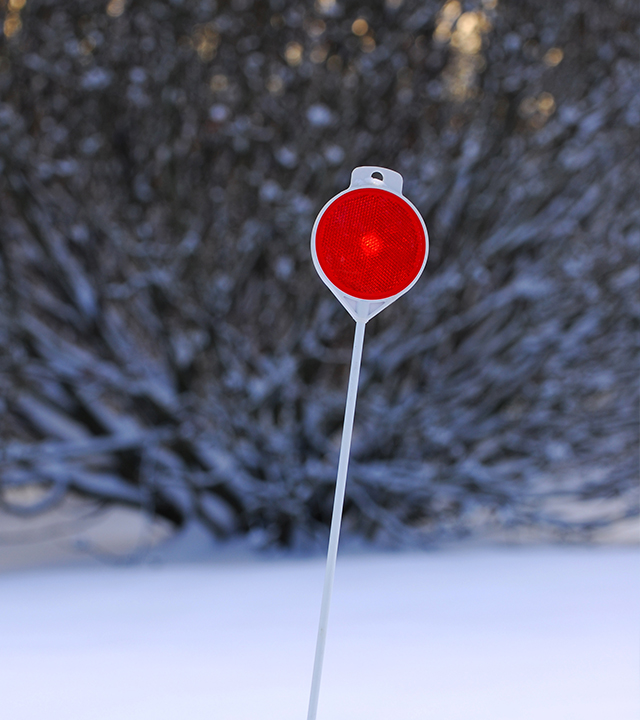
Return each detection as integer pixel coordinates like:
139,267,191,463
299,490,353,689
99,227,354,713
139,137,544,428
0,547,637,720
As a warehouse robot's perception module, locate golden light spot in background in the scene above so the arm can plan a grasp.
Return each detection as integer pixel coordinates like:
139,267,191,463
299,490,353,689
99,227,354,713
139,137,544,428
482,0,498,9
433,24,450,43
310,44,329,64
543,47,564,67
518,96,538,117
351,18,369,36
518,91,556,128
315,0,336,13
456,11,479,33
3,12,22,37
451,12,483,55
435,0,494,102
285,41,303,66
307,19,326,38
442,0,462,21
193,23,219,62
266,75,284,95
361,36,376,53
537,91,556,115
8,0,26,11
433,0,461,43
106,0,125,18
447,59,481,100
270,14,284,29
519,92,556,117
210,74,228,92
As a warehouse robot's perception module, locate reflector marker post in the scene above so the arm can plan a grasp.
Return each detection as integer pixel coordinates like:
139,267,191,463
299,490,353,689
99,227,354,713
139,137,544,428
307,167,429,720
311,167,428,322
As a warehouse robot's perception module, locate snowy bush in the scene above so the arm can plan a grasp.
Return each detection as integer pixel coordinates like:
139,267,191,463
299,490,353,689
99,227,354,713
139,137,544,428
0,0,637,546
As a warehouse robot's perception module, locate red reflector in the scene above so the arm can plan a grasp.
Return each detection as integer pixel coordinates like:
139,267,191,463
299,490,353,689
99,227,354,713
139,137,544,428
315,188,426,300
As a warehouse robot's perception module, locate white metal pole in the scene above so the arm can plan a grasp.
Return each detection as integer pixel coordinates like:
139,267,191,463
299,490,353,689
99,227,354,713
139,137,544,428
307,319,366,720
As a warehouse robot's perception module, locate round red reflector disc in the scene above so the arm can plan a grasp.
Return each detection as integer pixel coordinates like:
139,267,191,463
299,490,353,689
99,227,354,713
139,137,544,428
315,188,426,301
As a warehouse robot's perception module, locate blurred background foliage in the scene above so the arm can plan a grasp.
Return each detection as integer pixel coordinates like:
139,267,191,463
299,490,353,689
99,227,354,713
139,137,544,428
0,0,638,552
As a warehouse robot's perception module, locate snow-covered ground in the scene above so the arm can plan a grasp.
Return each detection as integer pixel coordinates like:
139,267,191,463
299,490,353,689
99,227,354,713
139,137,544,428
0,546,637,720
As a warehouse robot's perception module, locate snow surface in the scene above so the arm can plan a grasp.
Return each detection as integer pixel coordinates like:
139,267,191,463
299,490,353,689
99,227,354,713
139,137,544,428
0,547,637,720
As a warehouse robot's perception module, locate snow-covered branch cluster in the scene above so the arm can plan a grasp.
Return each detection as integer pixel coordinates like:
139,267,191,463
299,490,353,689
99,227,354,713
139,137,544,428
0,0,637,547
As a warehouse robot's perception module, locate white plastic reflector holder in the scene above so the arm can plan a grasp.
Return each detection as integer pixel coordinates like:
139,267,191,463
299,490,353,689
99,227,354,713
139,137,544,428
311,166,429,323
306,167,429,720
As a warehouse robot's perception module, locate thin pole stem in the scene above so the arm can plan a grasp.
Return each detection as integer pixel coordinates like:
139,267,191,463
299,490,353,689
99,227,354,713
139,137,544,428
307,319,366,720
